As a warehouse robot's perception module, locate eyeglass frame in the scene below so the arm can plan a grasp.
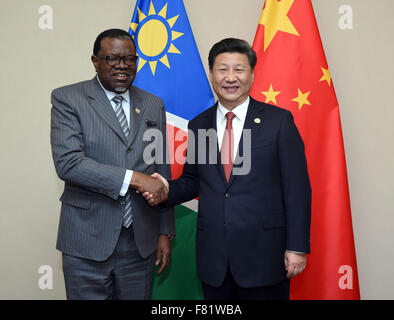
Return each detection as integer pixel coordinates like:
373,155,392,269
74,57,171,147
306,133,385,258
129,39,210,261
94,54,138,66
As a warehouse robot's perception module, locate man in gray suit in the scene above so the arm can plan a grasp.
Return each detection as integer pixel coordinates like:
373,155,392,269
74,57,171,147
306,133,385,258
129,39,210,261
50,29,174,300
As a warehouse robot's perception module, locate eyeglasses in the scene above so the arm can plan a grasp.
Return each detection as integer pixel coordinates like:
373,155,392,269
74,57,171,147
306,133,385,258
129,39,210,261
95,55,138,66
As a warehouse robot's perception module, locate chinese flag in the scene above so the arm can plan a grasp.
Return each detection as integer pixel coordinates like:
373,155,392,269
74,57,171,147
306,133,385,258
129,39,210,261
251,0,360,299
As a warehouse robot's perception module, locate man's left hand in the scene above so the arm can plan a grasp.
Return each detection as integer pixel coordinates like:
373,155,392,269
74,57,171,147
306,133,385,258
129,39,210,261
155,235,172,275
284,251,307,278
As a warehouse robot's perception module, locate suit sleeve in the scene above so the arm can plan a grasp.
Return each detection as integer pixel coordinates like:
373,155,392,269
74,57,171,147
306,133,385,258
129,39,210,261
278,111,312,253
50,88,126,200
155,102,175,235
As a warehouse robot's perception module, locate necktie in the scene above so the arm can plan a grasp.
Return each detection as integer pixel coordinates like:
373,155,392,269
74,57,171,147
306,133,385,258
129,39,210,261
113,95,132,228
221,112,236,182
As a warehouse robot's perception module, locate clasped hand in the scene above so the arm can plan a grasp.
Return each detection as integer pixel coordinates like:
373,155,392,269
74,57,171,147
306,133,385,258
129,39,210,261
130,172,168,206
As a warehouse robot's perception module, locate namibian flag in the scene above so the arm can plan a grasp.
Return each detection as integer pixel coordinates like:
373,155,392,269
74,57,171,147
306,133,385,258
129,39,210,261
129,0,214,299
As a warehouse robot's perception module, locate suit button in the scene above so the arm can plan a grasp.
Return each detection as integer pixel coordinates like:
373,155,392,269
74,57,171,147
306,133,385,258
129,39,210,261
225,193,230,198
126,148,131,153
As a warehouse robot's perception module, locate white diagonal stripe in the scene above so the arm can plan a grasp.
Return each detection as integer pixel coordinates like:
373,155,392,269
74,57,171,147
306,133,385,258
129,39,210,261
166,111,189,132
116,108,123,117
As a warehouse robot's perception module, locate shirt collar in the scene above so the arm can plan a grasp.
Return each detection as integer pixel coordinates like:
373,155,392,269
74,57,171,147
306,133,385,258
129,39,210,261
217,96,250,122
96,75,130,104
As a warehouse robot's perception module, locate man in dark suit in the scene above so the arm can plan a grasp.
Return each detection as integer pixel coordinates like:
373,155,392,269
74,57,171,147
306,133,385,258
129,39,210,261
145,38,311,300
50,29,174,299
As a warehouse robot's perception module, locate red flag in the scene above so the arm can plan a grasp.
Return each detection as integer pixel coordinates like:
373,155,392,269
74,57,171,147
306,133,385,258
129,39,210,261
251,0,360,299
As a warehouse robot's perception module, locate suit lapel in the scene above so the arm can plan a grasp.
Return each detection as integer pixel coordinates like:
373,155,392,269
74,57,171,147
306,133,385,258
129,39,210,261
226,97,267,189
87,77,128,145
127,86,146,147
203,103,228,187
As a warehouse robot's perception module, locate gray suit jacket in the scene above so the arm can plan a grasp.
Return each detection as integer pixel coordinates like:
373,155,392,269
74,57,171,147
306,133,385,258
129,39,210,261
50,77,175,261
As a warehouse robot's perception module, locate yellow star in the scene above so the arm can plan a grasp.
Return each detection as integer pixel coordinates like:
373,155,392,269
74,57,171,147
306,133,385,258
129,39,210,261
319,67,332,86
292,89,311,110
261,84,281,105
259,0,300,51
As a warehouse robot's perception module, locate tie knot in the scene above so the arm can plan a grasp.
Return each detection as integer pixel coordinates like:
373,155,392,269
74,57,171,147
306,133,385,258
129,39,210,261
113,95,124,104
225,112,236,122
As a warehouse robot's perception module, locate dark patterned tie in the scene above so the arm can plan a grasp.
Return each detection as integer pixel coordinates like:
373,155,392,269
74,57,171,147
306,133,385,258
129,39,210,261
113,95,132,227
221,112,236,182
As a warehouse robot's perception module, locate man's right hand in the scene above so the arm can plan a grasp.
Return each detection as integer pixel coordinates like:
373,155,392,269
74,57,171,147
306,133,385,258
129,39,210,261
130,172,168,206
142,173,169,206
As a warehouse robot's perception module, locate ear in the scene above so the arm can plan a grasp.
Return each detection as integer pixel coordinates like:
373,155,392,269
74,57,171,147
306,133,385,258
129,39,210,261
91,55,99,72
209,69,213,83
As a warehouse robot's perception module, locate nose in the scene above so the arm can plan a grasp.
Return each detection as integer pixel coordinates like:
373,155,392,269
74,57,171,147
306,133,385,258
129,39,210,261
225,70,237,82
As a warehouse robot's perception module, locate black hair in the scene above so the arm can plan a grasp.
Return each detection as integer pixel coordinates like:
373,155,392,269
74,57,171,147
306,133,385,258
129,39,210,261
93,29,135,56
208,38,257,70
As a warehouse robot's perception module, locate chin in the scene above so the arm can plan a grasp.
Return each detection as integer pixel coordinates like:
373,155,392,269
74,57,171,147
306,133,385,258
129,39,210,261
114,87,128,93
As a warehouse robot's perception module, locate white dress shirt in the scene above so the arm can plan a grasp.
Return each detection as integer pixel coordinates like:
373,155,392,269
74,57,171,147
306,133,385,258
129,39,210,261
97,76,133,196
216,97,249,160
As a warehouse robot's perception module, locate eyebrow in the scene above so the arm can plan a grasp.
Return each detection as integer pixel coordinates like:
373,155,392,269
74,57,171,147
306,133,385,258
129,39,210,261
216,63,247,68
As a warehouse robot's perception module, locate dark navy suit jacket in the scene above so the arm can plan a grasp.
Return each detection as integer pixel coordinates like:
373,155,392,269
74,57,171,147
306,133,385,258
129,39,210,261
167,97,311,288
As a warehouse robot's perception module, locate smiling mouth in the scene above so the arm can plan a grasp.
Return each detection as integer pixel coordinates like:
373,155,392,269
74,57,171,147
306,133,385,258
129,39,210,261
112,72,131,81
223,86,239,93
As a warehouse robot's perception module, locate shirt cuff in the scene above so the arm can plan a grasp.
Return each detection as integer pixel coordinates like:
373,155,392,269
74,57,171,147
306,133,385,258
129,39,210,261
120,169,133,196
286,250,305,254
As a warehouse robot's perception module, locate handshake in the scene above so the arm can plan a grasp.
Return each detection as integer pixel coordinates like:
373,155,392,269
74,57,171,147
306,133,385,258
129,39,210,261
130,172,169,206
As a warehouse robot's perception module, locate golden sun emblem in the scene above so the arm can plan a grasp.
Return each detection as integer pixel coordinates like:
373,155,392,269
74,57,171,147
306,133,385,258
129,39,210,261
130,1,184,75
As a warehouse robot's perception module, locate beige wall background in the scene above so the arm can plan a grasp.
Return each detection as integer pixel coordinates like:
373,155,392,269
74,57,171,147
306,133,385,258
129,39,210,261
0,0,393,299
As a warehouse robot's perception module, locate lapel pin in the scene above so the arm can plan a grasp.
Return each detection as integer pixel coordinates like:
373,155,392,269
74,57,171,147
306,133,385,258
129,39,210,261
254,118,261,124
135,108,141,114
